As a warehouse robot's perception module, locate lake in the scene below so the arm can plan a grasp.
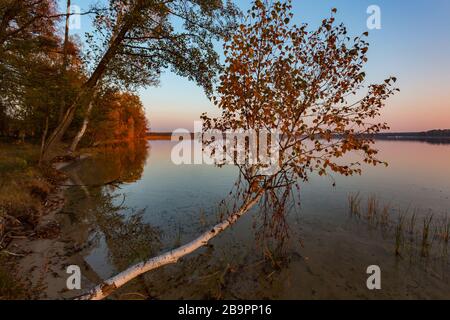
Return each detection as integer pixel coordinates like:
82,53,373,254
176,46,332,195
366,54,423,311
62,139,450,299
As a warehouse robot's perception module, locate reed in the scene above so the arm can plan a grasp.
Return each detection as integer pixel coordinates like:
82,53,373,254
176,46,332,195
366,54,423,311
420,214,433,257
438,215,449,244
408,210,417,236
348,192,361,217
366,195,379,221
347,193,450,259
395,213,406,257
380,204,391,227
444,220,450,244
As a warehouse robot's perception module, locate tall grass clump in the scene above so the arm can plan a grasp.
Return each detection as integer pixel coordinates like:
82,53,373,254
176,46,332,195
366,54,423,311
347,192,449,259
408,210,417,236
395,213,406,257
366,195,379,221
435,214,449,244
348,192,361,217
380,204,391,227
420,214,433,257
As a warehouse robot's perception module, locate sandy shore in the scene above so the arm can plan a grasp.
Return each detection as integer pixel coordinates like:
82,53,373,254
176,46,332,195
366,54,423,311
9,155,101,299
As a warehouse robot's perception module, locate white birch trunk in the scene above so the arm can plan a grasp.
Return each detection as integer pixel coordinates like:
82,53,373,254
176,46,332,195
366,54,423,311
77,190,263,300
69,100,94,154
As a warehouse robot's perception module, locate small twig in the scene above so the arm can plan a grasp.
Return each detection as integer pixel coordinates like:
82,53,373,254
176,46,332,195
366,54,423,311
1,249,26,257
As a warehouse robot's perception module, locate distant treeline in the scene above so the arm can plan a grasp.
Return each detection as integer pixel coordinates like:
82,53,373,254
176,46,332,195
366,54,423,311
373,129,450,138
146,130,450,140
359,130,450,145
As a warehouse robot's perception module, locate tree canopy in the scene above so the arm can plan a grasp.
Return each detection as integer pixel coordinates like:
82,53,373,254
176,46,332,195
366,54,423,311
202,0,398,241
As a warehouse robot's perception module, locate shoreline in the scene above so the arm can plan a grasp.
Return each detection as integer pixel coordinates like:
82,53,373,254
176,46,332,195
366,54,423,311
7,153,99,299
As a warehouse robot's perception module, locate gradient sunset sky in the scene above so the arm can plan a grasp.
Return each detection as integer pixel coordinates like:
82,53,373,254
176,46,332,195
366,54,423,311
70,0,450,132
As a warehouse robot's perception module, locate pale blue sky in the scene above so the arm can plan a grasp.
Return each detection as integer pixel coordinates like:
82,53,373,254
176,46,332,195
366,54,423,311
66,0,450,132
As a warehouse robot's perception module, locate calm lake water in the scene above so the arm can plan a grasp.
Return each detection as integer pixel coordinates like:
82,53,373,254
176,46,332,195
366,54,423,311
62,140,450,299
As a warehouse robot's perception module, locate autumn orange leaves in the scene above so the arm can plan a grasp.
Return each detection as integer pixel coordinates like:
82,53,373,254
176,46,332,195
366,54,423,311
202,0,398,183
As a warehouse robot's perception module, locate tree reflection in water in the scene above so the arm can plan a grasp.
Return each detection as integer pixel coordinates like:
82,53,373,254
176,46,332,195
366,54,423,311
63,140,161,296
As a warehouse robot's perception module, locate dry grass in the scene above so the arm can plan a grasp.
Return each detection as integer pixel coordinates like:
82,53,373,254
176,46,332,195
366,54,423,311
0,142,39,172
0,255,26,299
0,142,53,243
0,178,43,215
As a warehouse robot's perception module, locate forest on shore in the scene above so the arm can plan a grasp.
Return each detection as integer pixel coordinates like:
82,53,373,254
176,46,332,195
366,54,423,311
0,1,150,152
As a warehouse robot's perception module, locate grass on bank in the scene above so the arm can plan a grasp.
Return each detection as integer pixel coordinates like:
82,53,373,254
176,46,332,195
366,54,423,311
0,142,51,228
0,255,27,299
0,141,52,299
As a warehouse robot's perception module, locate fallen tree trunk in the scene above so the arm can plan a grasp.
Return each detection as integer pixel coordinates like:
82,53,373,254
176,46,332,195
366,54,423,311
78,189,264,300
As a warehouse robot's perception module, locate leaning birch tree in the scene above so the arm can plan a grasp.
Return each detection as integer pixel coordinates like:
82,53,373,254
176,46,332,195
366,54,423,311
79,0,397,300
